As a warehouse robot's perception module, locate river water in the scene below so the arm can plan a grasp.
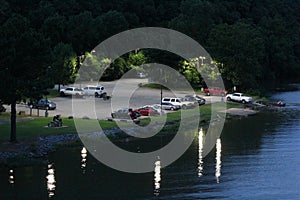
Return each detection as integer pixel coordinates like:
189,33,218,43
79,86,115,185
1,89,299,199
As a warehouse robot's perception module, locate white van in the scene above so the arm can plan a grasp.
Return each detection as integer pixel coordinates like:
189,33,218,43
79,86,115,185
83,85,106,97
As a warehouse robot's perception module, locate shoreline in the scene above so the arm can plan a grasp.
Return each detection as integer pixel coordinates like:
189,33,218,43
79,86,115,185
0,103,258,166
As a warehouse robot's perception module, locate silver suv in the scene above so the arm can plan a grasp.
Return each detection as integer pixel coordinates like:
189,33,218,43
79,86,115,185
60,87,84,97
161,97,196,109
83,85,106,98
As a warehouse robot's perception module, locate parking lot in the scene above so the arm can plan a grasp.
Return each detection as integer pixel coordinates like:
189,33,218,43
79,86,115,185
4,78,222,119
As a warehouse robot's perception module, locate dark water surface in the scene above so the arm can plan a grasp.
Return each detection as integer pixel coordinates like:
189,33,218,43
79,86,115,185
1,89,299,199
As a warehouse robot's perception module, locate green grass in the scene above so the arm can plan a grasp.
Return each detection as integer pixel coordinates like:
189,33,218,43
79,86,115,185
0,117,76,142
0,115,151,143
142,83,169,90
0,112,33,120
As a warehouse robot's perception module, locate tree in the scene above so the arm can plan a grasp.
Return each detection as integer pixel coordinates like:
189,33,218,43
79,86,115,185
258,15,300,82
78,50,147,82
0,14,52,142
41,14,66,47
51,43,78,91
207,22,265,91
127,51,147,72
65,11,96,55
179,58,222,89
169,0,216,44
98,10,129,40
0,0,11,24
78,52,112,82
179,60,202,88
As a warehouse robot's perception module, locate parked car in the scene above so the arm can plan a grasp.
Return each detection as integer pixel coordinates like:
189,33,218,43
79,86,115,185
143,104,164,114
111,108,141,119
160,102,181,111
83,85,106,98
138,72,146,78
133,106,160,116
27,99,56,110
161,97,195,109
184,95,206,106
204,87,227,96
226,93,252,104
60,87,84,97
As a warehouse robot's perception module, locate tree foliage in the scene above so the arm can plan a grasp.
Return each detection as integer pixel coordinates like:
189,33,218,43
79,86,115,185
207,22,265,90
51,43,78,89
1,0,300,141
0,14,52,141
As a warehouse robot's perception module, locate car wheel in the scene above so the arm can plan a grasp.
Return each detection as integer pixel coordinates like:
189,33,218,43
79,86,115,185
242,99,246,104
221,93,225,97
95,93,99,98
170,107,174,111
227,97,231,101
206,92,210,96
102,92,107,99
182,105,187,109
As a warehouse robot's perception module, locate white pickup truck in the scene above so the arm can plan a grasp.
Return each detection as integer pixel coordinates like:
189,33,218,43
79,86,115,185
226,93,252,104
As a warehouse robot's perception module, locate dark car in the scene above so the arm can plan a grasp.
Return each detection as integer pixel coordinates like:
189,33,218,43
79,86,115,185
27,99,56,110
185,95,206,106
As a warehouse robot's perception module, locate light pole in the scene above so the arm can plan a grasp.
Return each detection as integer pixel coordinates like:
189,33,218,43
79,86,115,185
160,68,163,115
45,66,51,117
45,66,52,101
195,57,200,71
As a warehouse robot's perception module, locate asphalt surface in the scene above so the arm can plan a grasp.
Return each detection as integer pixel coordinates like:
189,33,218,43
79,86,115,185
4,78,222,119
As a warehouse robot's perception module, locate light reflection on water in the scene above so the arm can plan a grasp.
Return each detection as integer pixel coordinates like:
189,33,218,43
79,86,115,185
215,138,222,183
154,158,161,196
81,147,88,174
198,128,204,177
8,169,14,185
46,163,56,198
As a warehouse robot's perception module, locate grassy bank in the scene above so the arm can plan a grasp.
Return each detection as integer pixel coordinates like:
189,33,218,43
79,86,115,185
0,117,120,143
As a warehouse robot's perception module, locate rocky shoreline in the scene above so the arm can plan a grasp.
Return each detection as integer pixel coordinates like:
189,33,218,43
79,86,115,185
0,134,79,162
0,127,126,163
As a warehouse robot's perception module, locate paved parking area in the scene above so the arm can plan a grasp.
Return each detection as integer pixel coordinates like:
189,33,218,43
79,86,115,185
4,78,222,119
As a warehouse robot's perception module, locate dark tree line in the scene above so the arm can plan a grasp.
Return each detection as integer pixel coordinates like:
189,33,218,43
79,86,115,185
0,0,300,141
